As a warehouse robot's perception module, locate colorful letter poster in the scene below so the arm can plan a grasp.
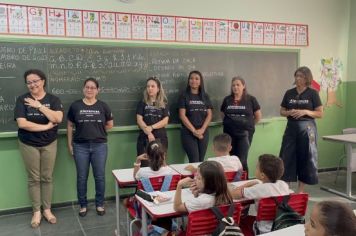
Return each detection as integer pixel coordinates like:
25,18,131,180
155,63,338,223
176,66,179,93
47,8,65,36
296,25,308,46
275,24,286,45
216,20,228,43
228,21,240,44
176,17,189,42
27,6,46,35
161,16,175,41
252,22,264,44
203,19,215,43
263,23,275,45
147,15,161,40
131,14,146,40
190,18,202,42
65,9,82,37
286,24,296,45
240,21,252,44
116,13,131,39
8,5,27,34
0,5,8,33
83,11,99,38
100,12,115,38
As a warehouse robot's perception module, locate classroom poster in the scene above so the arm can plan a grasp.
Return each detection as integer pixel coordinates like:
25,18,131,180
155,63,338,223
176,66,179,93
131,14,146,40
252,22,263,44
100,12,115,38
8,5,27,34
0,5,8,33
286,24,296,45
228,21,240,44
176,17,189,42
190,18,202,42
65,9,82,37
275,24,286,45
161,16,175,41
296,25,308,46
203,19,215,43
147,15,161,40
263,23,275,45
0,3,309,47
116,13,131,39
27,6,46,35
240,21,252,44
47,8,65,36
83,11,99,38
216,20,228,43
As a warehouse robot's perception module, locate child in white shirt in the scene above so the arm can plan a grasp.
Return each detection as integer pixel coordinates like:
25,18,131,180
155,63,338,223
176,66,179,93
174,161,233,213
231,154,292,234
185,133,243,174
133,140,175,180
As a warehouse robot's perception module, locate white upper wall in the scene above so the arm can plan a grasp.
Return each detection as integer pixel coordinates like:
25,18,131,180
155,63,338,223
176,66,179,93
0,0,351,80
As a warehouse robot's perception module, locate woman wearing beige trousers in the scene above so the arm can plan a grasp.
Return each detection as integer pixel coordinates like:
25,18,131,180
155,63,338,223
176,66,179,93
14,69,63,228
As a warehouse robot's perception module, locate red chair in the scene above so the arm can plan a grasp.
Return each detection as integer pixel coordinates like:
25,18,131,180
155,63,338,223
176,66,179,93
225,170,248,182
240,193,308,236
127,174,181,236
181,202,243,236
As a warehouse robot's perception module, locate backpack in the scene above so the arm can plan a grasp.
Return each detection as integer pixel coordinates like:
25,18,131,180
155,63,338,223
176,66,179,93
271,195,305,231
211,204,244,236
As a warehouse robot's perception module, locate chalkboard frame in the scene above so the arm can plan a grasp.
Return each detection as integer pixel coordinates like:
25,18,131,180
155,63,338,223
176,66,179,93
0,37,299,137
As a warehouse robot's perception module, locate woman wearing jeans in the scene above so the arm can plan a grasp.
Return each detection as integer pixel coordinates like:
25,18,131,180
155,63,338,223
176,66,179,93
67,78,113,217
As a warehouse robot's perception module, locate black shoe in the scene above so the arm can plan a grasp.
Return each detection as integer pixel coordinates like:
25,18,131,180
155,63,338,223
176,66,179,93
96,207,105,216
78,208,87,217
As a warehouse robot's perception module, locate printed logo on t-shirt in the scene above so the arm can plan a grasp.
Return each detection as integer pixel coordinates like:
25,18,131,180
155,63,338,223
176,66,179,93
27,103,51,117
189,100,204,105
289,99,309,105
78,109,102,123
227,105,246,110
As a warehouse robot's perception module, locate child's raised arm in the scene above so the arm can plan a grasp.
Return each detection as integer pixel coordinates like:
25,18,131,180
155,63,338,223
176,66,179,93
173,177,194,212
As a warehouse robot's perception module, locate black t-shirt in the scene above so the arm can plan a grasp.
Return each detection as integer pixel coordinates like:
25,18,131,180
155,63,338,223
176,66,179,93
178,92,213,128
220,94,260,134
281,87,322,121
136,101,169,137
14,92,63,147
67,99,113,143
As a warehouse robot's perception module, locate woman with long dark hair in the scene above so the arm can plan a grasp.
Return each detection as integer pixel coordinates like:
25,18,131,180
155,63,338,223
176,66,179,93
179,71,213,163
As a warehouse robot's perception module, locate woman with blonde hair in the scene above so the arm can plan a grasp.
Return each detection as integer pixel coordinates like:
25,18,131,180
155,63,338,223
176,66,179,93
136,77,169,166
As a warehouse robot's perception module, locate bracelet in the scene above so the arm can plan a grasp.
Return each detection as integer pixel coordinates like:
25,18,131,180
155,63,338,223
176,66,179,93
134,162,141,167
151,125,154,130
37,104,42,109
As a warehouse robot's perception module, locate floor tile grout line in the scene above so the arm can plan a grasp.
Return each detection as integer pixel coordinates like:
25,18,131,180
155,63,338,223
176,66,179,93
72,202,87,236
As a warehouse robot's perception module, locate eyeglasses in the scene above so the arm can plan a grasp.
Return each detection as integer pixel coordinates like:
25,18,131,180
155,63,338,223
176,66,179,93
84,86,98,90
26,79,42,85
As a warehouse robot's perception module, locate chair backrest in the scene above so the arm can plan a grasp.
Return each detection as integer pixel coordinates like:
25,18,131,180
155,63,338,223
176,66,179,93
186,202,242,236
256,193,308,221
342,128,356,172
225,171,248,182
137,174,181,191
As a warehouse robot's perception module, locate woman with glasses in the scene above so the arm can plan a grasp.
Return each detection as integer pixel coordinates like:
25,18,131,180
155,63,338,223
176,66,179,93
179,71,212,163
14,69,63,228
67,78,113,217
136,77,169,166
279,66,323,193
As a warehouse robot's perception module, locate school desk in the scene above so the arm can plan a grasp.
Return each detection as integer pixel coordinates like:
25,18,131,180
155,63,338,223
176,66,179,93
322,134,356,200
168,162,201,177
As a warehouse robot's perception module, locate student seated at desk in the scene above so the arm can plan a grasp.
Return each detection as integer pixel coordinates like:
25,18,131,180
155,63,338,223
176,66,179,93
133,140,175,180
174,161,233,213
231,154,292,234
305,200,356,236
185,133,243,173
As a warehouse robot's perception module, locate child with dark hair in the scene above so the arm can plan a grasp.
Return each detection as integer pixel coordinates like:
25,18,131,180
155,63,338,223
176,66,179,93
305,200,356,236
133,140,175,180
231,154,292,234
174,161,233,213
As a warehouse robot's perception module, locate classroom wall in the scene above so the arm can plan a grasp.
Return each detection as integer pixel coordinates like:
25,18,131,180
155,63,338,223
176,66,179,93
0,0,352,211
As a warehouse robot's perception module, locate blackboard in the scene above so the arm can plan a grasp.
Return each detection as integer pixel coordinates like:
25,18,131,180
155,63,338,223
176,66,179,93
0,41,298,132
